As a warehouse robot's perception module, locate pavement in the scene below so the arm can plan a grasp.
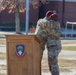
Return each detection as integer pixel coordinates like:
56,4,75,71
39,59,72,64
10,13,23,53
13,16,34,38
0,44,76,60
42,71,76,75
43,47,76,60
0,45,6,53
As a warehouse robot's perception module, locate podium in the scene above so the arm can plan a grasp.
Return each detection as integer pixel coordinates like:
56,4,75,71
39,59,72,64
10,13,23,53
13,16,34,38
6,35,41,75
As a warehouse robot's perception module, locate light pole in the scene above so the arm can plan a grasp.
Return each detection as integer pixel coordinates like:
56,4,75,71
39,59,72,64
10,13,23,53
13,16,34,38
25,0,30,35
62,0,65,25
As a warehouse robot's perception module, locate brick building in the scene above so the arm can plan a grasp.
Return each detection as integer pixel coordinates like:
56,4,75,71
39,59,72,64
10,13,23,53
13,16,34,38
39,0,76,26
0,5,39,25
0,0,76,30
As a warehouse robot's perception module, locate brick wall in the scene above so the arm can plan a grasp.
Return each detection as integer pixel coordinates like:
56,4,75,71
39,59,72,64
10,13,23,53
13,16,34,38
0,5,39,24
39,1,76,26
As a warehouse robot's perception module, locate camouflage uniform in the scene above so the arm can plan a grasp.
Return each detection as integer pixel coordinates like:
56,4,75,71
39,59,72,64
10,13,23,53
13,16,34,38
35,17,62,75
35,17,50,58
47,20,62,75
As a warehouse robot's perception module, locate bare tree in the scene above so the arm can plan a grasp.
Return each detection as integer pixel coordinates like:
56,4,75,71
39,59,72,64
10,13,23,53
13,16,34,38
0,0,46,33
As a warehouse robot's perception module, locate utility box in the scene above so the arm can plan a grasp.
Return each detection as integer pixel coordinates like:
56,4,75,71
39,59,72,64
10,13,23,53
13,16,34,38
6,35,41,75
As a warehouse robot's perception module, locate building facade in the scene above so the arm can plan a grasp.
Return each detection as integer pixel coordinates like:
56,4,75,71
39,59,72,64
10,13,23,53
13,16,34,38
0,0,76,29
39,0,76,26
0,5,39,24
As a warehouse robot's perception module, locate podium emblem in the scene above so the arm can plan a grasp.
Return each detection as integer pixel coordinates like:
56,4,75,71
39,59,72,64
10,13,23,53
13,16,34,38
16,44,25,57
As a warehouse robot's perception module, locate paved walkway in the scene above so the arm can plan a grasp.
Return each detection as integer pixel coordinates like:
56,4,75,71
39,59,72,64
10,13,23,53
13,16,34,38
42,71,76,75
0,45,6,53
0,45,76,60
59,50,76,60
43,48,76,60
62,44,76,46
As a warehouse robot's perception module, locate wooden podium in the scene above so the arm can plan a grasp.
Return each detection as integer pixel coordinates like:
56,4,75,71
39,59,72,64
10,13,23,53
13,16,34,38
6,35,41,75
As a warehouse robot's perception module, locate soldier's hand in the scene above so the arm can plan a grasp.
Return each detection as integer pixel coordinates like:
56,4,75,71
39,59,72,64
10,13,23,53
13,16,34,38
30,26,36,33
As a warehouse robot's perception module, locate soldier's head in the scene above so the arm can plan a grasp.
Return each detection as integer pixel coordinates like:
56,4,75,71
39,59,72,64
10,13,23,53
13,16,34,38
51,13,58,21
45,10,53,20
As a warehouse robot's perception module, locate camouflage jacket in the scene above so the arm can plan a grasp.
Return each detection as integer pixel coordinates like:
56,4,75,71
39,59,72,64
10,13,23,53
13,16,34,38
35,17,62,48
47,20,62,49
35,17,50,42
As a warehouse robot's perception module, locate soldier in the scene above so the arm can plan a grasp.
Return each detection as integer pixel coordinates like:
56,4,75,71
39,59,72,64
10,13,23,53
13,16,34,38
35,10,53,58
47,13,62,75
30,11,62,75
